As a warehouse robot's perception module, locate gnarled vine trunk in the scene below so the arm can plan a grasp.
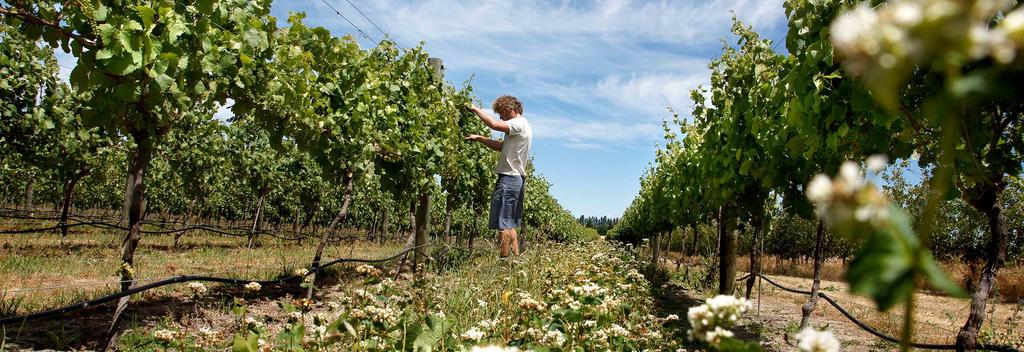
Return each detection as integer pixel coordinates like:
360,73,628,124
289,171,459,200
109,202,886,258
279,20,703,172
247,190,268,249
306,172,354,299
745,214,763,299
956,183,1009,351
800,220,825,328
59,167,90,251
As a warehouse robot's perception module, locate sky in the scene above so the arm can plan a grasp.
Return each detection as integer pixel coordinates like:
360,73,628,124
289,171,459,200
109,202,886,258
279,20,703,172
284,0,791,218
53,0,791,218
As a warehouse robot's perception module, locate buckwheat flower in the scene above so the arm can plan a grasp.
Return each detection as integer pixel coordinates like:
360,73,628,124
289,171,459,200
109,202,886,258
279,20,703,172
188,282,208,297
311,324,327,339
293,268,309,277
541,330,566,346
244,282,261,292
478,319,499,330
608,324,629,337
837,161,862,188
470,346,520,352
865,154,888,172
355,264,379,276
831,6,881,69
583,320,597,328
890,1,924,26
519,297,547,311
257,338,271,352
1003,8,1024,44
461,327,486,341
704,326,734,345
153,329,179,342
665,314,680,321
288,311,303,321
796,327,841,352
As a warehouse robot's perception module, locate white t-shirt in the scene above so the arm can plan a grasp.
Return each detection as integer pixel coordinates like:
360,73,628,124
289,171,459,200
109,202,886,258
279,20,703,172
495,116,532,176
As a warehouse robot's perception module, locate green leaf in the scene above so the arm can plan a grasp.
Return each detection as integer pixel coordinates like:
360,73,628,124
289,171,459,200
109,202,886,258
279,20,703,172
197,0,215,13
231,333,258,352
920,253,967,298
136,6,156,31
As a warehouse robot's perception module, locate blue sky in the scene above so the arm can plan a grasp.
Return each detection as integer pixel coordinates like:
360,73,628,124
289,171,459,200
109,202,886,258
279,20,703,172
281,0,791,218
51,0,790,218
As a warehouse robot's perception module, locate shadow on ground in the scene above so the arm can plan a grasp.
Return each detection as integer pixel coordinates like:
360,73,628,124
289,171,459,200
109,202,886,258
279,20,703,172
0,266,366,350
645,267,766,350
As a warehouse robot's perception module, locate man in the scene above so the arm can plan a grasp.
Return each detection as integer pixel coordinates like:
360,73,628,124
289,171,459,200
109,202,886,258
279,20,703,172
465,95,532,258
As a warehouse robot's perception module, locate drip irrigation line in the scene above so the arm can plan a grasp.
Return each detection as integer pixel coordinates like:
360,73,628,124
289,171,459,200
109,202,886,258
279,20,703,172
0,214,361,242
0,252,368,294
0,243,428,325
748,272,1018,352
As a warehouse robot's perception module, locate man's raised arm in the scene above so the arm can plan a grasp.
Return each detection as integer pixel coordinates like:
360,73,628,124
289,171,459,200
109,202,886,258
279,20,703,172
466,135,503,151
470,106,510,133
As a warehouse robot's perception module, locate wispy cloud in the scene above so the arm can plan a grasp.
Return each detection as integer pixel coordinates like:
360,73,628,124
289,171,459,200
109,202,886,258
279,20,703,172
278,0,785,149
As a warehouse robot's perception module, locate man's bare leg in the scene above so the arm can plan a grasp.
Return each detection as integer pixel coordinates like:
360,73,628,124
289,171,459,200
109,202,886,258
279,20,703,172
509,228,520,256
499,230,511,257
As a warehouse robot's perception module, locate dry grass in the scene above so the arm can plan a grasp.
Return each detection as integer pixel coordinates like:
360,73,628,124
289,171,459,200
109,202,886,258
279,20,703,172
0,217,405,316
660,252,1024,350
727,255,1024,302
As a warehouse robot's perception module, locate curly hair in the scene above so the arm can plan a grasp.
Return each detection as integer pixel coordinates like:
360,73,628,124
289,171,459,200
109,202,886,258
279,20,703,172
492,95,523,115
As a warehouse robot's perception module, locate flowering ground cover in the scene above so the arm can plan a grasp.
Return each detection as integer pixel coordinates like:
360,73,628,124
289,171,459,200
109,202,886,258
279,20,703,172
118,240,693,351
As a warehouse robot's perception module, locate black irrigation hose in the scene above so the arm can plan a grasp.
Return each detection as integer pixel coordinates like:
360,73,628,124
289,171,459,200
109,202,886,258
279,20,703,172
749,272,1019,352
0,244,424,325
0,210,371,242
0,215,353,242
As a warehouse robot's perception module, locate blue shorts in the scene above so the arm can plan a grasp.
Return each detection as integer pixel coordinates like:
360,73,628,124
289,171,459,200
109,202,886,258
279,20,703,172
488,174,526,230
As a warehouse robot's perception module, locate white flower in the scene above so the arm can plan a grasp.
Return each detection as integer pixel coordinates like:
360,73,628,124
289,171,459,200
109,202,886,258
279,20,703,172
288,311,303,321
244,316,264,328
838,161,862,186
865,154,888,172
796,327,841,352
187,282,208,296
461,327,486,341
831,6,881,57
703,326,734,345
1002,8,1024,43
293,268,309,277
806,174,834,203
541,330,566,346
477,299,488,308
153,329,179,342
470,346,519,352
687,295,750,344
665,314,680,321
477,319,499,330
244,282,261,292
890,1,923,26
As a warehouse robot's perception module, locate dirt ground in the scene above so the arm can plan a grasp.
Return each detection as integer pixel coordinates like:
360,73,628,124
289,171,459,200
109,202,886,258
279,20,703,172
727,275,1022,351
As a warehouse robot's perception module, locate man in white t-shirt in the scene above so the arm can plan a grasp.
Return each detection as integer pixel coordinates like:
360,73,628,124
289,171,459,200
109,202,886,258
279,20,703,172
465,95,533,257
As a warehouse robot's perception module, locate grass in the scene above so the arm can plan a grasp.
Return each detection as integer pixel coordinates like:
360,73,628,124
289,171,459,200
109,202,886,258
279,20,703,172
0,217,405,316
63,240,688,351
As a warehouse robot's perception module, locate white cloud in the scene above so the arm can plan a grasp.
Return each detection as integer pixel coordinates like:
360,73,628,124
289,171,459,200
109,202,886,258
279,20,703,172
274,0,785,147
528,113,662,145
592,73,706,116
